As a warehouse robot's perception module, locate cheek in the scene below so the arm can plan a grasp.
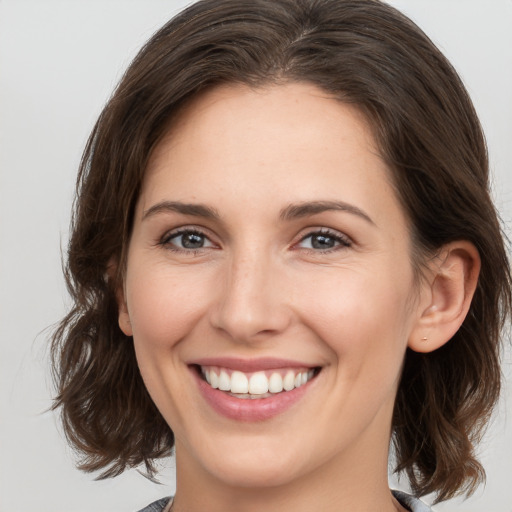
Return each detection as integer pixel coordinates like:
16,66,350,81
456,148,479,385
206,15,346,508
294,266,413,364
125,262,211,352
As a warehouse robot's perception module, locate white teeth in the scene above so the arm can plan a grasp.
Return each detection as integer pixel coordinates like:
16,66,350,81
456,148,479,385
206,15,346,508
268,372,284,393
218,370,230,391
230,371,249,393
283,370,295,391
248,372,269,395
202,366,316,396
210,370,219,389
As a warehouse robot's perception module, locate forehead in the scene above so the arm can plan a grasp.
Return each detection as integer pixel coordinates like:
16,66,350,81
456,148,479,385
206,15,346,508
139,82,401,226
151,82,376,156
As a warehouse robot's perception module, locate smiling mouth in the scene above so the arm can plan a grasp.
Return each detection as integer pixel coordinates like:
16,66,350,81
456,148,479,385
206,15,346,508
194,365,321,399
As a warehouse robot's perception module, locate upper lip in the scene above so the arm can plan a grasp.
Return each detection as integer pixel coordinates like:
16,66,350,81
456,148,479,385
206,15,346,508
188,357,319,373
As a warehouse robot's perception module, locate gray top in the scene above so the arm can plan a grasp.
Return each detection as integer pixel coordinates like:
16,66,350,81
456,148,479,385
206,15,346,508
137,497,171,512
137,490,432,511
393,490,433,511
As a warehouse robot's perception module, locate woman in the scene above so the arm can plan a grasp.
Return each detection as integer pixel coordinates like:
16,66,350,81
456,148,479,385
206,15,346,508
51,1,511,511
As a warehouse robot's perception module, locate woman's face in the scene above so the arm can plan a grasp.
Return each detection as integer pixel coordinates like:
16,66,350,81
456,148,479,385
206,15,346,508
120,83,427,489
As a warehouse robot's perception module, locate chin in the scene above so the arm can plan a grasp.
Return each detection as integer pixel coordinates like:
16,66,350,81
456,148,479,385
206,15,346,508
208,457,303,489
185,433,310,489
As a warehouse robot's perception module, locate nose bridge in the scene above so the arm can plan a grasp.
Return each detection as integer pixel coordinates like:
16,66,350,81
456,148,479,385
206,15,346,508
212,244,290,341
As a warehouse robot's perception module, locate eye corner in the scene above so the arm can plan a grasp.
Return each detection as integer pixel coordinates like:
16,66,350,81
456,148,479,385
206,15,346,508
158,226,219,254
294,228,353,253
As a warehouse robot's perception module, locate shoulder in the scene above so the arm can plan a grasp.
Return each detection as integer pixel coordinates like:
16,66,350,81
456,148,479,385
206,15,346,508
392,490,433,512
136,497,172,512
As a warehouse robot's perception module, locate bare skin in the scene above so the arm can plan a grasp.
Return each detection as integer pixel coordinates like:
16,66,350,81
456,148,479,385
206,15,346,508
119,83,479,512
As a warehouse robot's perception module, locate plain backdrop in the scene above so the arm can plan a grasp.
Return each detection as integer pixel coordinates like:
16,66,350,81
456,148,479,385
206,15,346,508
1,1,511,511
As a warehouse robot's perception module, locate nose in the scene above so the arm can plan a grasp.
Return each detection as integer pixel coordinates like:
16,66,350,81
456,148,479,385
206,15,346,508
209,249,292,343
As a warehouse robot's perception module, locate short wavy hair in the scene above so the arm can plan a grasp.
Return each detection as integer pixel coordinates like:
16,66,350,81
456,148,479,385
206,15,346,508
51,0,511,503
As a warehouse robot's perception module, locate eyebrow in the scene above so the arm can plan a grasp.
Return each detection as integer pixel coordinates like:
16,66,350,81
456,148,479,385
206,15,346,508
142,201,220,220
279,200,375,225
142,199,374,225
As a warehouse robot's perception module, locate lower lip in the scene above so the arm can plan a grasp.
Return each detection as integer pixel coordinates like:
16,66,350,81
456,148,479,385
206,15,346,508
192,368,314,422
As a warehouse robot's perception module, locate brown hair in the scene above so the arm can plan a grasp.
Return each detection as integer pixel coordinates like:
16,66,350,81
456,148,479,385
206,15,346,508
51,0,511,502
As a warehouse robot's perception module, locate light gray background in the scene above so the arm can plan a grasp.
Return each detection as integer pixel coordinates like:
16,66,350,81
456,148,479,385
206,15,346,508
1,1,511,510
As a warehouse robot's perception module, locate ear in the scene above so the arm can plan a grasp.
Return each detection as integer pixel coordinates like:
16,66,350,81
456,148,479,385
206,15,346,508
107,258,133,337
117,287,133,337
408,241,480,353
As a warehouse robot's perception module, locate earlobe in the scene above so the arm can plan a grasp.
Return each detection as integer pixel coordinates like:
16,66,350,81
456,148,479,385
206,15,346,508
408,241,480,353
107,258,133,337
118,294,133,336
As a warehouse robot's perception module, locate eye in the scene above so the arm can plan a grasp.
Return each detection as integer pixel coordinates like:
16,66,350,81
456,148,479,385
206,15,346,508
161,229,215,251
297,229,351,251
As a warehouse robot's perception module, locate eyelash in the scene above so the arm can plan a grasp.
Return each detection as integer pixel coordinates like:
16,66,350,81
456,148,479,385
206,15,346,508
159,228,216,255
158,227,352,255
296,228,352,253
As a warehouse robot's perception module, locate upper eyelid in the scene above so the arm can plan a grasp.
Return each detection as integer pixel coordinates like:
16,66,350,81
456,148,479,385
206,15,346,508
160,225,215,241
296,227,352,243
159,228,217,254
157,225,352,248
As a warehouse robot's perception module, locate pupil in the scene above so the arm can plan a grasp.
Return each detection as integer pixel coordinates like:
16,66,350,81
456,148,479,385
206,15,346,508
312,234,334,249
182,233,204,249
